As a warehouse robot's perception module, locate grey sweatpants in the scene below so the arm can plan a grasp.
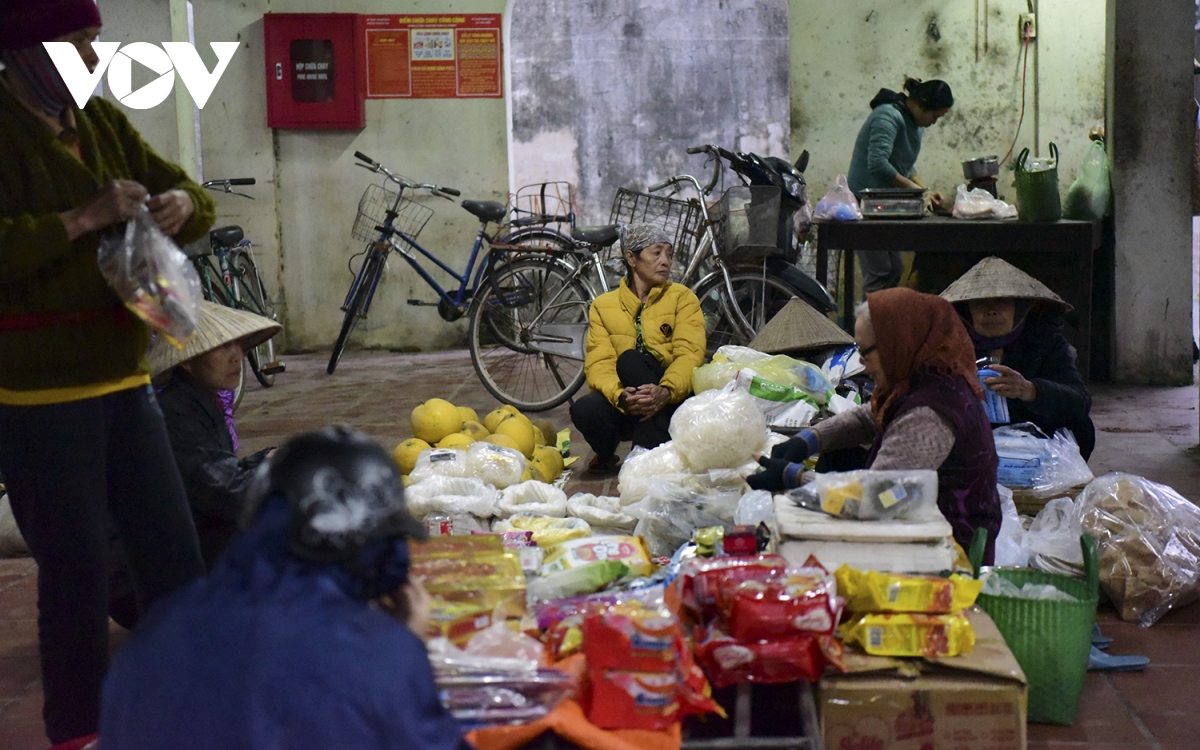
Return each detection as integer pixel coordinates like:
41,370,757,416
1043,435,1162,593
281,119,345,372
857,249,904,292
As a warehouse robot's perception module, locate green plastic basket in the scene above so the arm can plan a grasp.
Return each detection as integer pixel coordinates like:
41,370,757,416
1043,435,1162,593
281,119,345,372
972,532,1099,725
1014,142,1063,222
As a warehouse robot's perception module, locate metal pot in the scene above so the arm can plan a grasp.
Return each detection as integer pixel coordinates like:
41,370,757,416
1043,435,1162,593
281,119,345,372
962,155,1000,180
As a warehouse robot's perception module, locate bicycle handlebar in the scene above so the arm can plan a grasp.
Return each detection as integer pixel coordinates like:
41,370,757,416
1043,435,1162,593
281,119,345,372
201,179,256,198
437,187,462,197
353,152,459,198
354,151,377,167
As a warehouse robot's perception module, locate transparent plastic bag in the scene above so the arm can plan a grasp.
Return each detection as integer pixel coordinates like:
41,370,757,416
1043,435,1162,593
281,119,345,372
1032,429,1094,498
1022,496,1084,576
466,442,526,489
1075,473,1200,626
734,489,776,526
786,469,940,521
994,485,1029,568
980,573,1078,601
1063,139,1111,220
617,442,688,506
566,493,637,533
494,515,591,548
993,424,1047,488
405,475,498,522
951,183,1018,220
629,482,741,558
409,448,471,483
495,480,568,519
692,360,742,394
813,174,863,221
464,621,546,663
96,205,202,347
669,384,767,471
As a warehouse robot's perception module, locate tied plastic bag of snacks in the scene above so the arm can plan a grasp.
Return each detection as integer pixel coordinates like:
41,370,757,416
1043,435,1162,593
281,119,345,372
814,174,863,221
787,469,939,521
669,384,767,471
952,183,1018,220
1076,473,1200,626
840,612,976,657
97,205,202,347
409,448,471,483
836,565,983,614
466,442,526,489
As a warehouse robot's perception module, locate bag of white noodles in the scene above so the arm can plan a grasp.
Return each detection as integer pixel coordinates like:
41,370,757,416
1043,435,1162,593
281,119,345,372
669,383,767,471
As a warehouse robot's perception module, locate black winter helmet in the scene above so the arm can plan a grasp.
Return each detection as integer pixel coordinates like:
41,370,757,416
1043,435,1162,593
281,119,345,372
246,426,427,564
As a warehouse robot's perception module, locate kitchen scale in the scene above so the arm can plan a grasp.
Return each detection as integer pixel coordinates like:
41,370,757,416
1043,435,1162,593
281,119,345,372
858,188,927,219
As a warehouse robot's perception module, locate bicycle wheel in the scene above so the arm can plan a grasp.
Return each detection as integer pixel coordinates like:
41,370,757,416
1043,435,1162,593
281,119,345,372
468,258,590,411
328,254,381,375
691,268,800,356
230,251,279,387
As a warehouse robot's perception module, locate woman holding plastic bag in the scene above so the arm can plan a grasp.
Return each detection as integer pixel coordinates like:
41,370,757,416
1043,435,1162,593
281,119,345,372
941,257,1095,459
846,77,954,291
569,224,706,476
0,3,214,744
749,288,1001,564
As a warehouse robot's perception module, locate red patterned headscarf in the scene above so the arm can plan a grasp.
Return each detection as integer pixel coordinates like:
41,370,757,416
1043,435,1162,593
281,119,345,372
866,287,983,425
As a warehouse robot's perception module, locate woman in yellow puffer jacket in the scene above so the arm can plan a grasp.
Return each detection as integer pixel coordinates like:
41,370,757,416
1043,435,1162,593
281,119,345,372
570,224,706,475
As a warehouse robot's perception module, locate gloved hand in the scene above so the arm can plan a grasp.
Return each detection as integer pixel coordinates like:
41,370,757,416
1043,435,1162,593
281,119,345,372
770,431,815,463
747,456,790,492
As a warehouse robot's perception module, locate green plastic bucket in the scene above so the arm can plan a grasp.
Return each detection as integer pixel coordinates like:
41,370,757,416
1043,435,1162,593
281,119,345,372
972,532,1099,725
1014,143,1063,222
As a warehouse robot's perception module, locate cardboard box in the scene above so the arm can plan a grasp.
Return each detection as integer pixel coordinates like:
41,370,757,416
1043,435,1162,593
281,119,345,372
820,608,1027,750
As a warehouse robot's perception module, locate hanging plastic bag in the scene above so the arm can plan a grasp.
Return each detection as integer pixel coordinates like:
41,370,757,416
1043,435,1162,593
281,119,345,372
813,174,863,221
1063,139,1112,220
951,184,1018,220
96,205,202,347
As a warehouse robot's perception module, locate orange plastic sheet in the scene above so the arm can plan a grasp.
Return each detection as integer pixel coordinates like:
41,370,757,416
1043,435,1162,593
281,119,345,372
466,699,681,750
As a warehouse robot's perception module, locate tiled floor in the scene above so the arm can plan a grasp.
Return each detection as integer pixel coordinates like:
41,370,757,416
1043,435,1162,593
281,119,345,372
1,349,1199,748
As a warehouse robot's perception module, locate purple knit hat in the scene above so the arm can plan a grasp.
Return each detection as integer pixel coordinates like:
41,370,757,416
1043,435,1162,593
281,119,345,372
0,0,102,50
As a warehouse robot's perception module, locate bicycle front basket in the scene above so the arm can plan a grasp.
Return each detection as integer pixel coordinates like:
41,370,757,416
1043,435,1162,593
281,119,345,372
352,184,435,243
719,185,788,265
609,187,703,283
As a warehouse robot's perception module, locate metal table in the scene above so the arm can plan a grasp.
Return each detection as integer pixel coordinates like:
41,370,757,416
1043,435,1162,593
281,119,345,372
814,217,1102,378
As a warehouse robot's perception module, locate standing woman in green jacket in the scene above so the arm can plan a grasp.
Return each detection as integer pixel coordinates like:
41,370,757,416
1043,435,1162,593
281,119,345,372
846,78,954,292
569,225,706,476
0,2,213,744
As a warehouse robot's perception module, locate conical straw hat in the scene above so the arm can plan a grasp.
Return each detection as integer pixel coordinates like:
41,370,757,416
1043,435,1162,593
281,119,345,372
940,256,1071,311
749,298,854,354
149,301,281,377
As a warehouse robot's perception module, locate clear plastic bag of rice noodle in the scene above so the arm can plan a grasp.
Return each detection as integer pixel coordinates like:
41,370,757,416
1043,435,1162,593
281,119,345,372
669,385,767,472
617,443,687,506
466,442,526,489
96,205,202,348
404,475,498,529
786,469,940,521
1076,473,1200,626
495,481,568,519
410,448,472,483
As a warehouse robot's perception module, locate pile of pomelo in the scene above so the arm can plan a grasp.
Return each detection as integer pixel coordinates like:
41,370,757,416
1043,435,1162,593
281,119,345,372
393,398,565,485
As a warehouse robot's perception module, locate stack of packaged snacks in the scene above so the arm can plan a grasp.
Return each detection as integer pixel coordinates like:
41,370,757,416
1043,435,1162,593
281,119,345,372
835,566,984,658
676,555,844,688
410,535,528,642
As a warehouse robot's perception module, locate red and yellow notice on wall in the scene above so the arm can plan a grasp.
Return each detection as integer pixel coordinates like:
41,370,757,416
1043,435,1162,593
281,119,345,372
363,14,502,99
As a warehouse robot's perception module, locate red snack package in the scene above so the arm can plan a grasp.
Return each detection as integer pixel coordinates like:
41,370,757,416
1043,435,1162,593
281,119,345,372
675,554,788,619
583,603,684,673
588,669,681,731
694,626,829,688
718,567,843,641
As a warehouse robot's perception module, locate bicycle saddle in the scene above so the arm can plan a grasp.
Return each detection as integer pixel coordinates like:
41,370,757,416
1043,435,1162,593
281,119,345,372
209,225,244,248
571,225,619,247
461,200,507,223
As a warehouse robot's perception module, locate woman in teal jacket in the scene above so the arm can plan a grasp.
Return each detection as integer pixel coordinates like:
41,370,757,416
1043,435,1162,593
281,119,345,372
847,78,954,291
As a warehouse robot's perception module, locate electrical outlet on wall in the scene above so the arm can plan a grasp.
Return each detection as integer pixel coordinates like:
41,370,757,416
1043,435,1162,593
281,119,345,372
1019,13,1036,40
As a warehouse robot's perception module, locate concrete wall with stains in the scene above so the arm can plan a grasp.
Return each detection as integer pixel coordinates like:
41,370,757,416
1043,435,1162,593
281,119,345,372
508,0,790,223
789,1,1106,207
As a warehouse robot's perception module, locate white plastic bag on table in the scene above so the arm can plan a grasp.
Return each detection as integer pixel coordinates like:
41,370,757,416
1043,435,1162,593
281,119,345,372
96,205,202,347
1075,473,1200,626
404,475,497,531
994,485,1029,568
785,469,940,522
734,490,776,526
1031,429,1094,498
1021,496,1084,576
813,174,863,221
409,448,471,483
566,493,637,533
951,183,1018,220
495,480,568,519
466,442,526,489
669,384,767,472
617,442,688,506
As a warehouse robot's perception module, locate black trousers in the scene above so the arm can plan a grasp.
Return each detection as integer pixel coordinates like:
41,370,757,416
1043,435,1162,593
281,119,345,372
0,386,204,743
570,350,676,459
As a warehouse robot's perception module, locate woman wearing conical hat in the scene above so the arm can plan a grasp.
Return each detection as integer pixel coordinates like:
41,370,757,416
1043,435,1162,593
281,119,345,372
941,257,1095,459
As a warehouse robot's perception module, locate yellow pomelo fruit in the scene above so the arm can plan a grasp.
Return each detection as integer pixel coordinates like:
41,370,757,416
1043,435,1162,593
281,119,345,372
533,445,564,477
532,428,546,447
457,406,480,425
484,407,513,433
484,433,522,452
494,417,536,458
411,398,462,444
531,418,558,448
401,474,412,487
500,404,521,417
393,438,431,475
460,421,490,441
520,467,533,482
527,461,550,484
436,432,474,449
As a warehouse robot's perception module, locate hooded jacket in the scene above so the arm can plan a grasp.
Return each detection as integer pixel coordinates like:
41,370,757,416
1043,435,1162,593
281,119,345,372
583,278,705,408
99,498,467,750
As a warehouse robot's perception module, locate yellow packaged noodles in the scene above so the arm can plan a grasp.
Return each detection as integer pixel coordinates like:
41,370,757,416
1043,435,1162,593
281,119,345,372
835,565,983,614
840,612,976,658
